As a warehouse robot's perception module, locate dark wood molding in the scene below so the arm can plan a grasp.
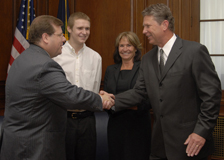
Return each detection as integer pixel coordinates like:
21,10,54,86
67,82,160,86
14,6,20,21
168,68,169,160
69,0,75,14
12,0,16,37
200,19,224,22
210,54,224,56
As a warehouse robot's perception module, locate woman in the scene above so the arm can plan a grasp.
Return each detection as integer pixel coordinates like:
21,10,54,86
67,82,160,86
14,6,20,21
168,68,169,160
104,31,151,160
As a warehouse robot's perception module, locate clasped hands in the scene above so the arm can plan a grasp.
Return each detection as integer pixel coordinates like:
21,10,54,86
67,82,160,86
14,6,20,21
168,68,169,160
99,91,115,110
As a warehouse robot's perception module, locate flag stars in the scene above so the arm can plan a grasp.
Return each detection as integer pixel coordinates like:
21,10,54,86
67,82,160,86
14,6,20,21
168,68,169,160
17,0,35,32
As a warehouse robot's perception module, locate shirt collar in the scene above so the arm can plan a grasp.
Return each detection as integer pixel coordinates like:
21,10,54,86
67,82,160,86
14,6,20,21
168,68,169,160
66,41,86,55
158,34,177,57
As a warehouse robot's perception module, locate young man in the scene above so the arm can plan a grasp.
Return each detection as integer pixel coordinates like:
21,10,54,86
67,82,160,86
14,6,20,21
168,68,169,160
112,3,221,160
53,12,102,160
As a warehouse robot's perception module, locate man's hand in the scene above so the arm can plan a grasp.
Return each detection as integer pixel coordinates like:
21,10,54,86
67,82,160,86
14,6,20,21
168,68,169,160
99,90,115,110
184,133,206,157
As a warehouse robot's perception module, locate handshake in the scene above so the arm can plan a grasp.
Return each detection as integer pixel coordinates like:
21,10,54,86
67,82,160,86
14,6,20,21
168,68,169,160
99,91,115,110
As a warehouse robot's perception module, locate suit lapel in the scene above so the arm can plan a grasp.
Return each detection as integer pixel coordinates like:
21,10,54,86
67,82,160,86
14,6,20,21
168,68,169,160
160,37,183,81
151,47,161,80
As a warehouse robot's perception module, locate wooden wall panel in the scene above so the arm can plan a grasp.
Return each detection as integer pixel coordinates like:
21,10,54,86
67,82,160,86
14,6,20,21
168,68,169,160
35,0,73,18
0,0,14,81
35,0,48,15
49,0,59,17
190,0,200,42
170,0,199,42
132,0,147,54
169,0,181,38
181,0,191,40
0,0,14,113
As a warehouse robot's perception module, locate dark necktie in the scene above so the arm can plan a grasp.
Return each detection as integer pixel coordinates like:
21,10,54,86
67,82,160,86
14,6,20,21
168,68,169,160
159,49,165,74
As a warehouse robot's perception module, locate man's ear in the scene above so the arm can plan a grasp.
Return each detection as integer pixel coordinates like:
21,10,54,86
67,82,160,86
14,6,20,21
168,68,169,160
42,33,50,44
162,20,169,31
67,26,72,34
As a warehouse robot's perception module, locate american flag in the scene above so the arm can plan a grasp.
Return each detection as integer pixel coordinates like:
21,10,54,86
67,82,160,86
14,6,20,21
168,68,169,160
7,0,35,73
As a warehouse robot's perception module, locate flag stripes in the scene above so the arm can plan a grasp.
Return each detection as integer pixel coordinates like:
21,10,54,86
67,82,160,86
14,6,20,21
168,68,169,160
7,0,35,74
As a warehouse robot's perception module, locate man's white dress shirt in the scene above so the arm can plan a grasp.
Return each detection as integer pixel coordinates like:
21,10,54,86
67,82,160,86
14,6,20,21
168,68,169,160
158,34,177,65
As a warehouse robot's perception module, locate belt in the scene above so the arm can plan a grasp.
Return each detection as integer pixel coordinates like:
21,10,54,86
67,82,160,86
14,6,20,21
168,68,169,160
128,106,138,110
67,111,94,119
67,109,86,112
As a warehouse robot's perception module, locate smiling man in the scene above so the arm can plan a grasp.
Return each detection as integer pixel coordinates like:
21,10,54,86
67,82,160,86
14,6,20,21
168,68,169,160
113,3,222,160
53,12,102,160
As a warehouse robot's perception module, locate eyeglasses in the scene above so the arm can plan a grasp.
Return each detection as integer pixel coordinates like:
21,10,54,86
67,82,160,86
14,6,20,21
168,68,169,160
53,33,64,37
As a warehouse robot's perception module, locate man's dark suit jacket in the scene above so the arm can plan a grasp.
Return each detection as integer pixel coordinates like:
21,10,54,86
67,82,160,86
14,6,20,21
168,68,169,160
0,44,102,160
115,36,222,160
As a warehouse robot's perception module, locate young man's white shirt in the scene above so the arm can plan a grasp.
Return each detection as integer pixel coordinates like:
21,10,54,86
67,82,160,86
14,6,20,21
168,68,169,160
53,41,102,101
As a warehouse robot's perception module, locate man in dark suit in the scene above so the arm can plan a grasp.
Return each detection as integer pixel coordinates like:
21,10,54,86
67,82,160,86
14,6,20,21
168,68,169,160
0,15,113,160
113,3,222,160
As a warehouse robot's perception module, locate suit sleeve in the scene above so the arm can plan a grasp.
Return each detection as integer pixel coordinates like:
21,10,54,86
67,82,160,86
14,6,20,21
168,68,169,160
115,60,148,111
192,45,221,139
38,61,103,112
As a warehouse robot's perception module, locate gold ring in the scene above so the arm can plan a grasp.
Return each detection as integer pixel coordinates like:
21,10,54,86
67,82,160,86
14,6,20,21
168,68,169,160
196,145,199,147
